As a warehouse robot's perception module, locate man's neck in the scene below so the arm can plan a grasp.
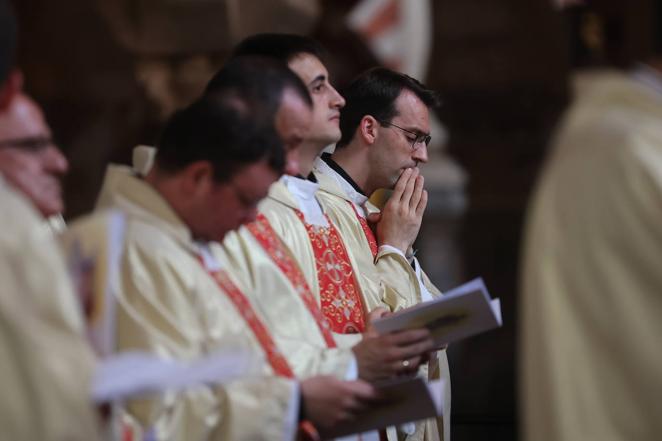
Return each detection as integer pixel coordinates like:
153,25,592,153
299,140,327,176
145,171,198,238
329,145,374,195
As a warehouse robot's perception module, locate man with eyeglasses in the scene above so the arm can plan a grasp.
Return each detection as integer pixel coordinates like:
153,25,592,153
312,66,451,441
0,94,69,221
0,0,100,438
222,35,437,389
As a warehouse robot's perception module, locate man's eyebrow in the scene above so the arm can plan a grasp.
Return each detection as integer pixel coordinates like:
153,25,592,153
308,74,326,86
401,124,429,136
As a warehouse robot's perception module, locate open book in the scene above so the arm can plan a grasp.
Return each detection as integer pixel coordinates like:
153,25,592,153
372,278,502,346
321,377,445,439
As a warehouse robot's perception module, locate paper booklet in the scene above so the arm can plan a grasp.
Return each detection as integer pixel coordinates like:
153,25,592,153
321,377,445,439
91,350,258,403
372,277,502,347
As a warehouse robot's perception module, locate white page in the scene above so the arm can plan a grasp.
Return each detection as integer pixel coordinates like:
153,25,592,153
372,277,502,346
490,298,502,326
321,378,445,439
91,350,257,403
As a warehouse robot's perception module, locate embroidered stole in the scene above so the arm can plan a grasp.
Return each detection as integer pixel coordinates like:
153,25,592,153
293,210,367,334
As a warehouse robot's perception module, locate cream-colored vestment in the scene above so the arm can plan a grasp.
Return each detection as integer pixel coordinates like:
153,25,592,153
81,166,299,441
313,159,451,441
521,70,662,441
0,176,100,441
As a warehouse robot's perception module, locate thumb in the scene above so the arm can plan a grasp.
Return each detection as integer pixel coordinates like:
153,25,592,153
367,306,390,323
366,212,381,224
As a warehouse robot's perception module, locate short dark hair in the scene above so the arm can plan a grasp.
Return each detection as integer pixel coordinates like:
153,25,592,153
231,33,326,64
0,0,18,85
336,67,441,149
205,55,312,118
155,94,284,182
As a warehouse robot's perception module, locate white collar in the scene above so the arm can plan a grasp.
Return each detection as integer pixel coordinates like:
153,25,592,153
281,174,320,202
314,157,368,210
279,175,328,227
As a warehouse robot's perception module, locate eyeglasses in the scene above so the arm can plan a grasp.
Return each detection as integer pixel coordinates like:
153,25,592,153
0,136,55,151
378,120,431,150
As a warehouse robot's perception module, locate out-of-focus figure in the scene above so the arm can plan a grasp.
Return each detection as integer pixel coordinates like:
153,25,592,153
0,1,100,439
520,3,662,440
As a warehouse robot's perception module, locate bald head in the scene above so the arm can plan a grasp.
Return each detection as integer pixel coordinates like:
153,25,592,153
0,93,68,217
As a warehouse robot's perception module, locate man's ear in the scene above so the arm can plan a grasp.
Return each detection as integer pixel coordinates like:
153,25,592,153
0,70,23,111
359,115,379,146
182,161,216,195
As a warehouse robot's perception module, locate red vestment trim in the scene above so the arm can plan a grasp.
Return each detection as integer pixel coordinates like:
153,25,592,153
199,258,294,378
246,214,337,349
347,202,378,258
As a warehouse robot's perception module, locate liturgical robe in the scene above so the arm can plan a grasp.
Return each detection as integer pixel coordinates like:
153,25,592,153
88,166,301,441
521,69,662,441
0,175,100,441
313,157,451,441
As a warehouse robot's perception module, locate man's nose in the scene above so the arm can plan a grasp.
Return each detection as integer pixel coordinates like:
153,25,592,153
44,144,69,175
412,144,429,164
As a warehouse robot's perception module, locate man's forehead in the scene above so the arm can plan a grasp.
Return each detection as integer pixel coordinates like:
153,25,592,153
287,53,328,85
0,94,51,140
392,89,430,129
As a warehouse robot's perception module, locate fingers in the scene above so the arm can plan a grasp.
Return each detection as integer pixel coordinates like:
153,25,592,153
367,307,390,323
386,328,432,346
391,168,413,200
345,380,378,401
381,329,435,362
391,355,423,374
401,338,435,359
416,189,428,216
339,381,378,417
409,175,424,211
399,168,418,204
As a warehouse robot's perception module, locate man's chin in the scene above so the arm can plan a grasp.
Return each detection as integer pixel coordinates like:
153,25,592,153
316,129,341,147
38,203,64,219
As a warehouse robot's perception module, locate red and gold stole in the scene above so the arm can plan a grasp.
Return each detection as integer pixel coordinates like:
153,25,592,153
199,257,295,378
199,257,321,441
246,214,337,348
347,202,378,259
293,210,367,334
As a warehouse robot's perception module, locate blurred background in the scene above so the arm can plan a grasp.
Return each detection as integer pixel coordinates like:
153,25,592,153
10,0,657,439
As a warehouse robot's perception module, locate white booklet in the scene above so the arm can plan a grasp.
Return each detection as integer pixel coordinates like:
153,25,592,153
321,377,445,439
372,277,502,346
91,350,258,403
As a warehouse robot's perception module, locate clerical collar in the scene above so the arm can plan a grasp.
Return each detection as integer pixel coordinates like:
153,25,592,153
320,152,366,196
280,174,328,227
299,172,318,183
